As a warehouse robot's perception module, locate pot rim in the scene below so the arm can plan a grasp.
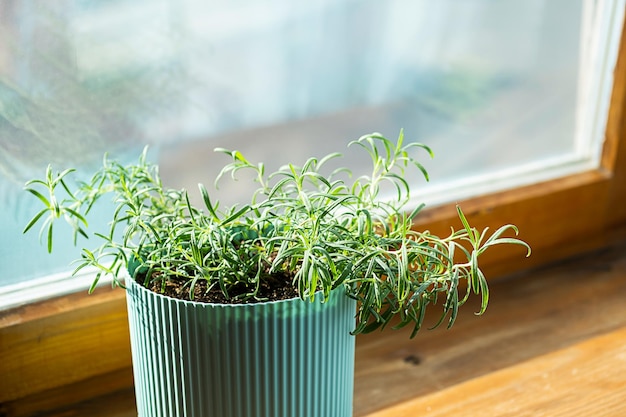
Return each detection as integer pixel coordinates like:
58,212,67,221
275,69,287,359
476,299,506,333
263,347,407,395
125,276,345,309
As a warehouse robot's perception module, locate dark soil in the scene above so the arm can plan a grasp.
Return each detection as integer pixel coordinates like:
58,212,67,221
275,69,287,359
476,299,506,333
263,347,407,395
139,273,300,304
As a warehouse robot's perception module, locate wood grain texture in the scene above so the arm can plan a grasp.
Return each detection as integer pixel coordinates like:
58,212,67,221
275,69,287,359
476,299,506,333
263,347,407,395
0,368,134,417
366,328,626,417
603,12,626,177
0,286,131,403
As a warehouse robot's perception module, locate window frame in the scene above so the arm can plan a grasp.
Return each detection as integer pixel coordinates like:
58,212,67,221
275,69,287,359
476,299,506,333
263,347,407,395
2,14,626,414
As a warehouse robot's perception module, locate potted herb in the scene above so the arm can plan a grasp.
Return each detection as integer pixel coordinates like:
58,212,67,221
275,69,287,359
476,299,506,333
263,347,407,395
24,131,530,417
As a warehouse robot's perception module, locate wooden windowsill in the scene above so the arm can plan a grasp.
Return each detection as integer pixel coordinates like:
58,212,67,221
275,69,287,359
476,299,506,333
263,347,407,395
368,327,626,416
5,240,626,417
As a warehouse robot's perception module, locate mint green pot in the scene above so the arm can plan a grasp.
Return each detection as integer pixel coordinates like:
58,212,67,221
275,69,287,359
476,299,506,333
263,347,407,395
125,278,356,417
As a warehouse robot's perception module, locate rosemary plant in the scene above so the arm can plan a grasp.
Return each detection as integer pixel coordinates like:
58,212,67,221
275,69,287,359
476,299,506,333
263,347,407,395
24,131,530,337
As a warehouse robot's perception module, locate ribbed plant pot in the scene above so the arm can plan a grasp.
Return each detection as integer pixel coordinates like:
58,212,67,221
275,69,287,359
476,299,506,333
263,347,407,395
125,278,356,417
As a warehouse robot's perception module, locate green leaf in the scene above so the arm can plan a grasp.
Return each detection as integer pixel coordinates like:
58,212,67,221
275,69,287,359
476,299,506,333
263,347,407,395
89,272,102,294
220,205,251,226
71,260,90,276
52,168,76,187
405,141,435,159
24,178,48,187
25,187,51,208
475,268,489,315
46,222,53,253
199,183,219,220
456,205,476,241
23,208,48,234
64,207,88,227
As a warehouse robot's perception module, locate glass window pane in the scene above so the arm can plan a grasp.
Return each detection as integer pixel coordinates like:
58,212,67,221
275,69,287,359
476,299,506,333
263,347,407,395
0,0,620,289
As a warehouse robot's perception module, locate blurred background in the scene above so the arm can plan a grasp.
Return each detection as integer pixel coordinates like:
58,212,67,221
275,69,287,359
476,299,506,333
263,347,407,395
0,0,609,290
